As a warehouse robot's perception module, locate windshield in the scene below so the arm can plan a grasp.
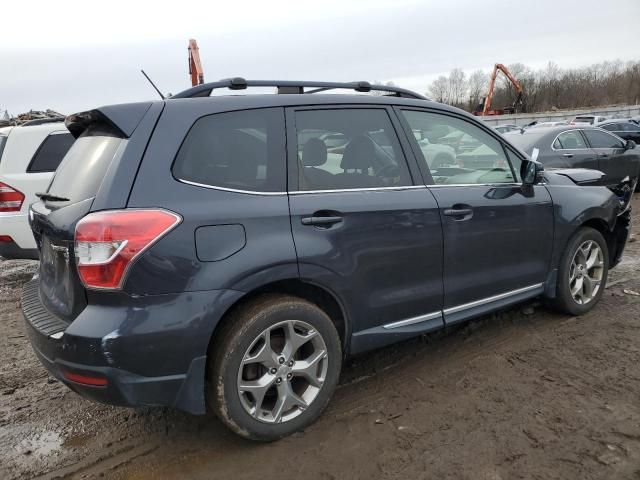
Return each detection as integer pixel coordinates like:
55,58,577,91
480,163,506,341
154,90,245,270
504,132,548,154
47,126,125,203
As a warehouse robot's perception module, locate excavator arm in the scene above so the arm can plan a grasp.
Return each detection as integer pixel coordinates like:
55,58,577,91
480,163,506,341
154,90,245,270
481,63,524,116
188,39,204,87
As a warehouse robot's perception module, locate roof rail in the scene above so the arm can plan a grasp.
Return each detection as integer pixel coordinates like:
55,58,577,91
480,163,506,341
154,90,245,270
171,78,428,100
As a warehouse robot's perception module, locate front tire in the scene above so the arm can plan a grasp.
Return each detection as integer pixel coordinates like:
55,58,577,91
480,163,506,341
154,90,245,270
208,294,342,441
552,227,609,316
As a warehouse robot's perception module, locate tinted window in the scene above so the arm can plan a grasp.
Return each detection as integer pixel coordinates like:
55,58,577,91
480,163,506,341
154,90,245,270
294,109,412,191
47,125,124,203
0,136,7,164
555,130,588,149
622,123,640,132
600,124,618,132
173,108,285,192
574,116,594,125
401,110,516,185
583,129,625,149
27,133,74,172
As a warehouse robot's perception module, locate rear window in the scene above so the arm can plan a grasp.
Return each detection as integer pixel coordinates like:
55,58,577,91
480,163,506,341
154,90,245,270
172,108,286,192
0,136,7,164
504,131,547,154
27,133,74,172
573,116,594,125
47,125,124,203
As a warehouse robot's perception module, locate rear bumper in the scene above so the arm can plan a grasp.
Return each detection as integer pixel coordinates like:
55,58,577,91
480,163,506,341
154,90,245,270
0,212,37,249
22,278,244,414
0,238,38,259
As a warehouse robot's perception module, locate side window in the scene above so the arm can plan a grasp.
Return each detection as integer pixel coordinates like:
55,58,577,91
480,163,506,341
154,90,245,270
27,133,74,172
294,109,412,191
583,129,625,149
400,109,516,185
172,108,286,192
622,123,640,132
600,124,617,132
555,130,588,150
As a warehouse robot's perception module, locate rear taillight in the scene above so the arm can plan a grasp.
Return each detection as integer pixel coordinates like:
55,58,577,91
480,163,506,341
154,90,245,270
0,182,25,212
0,235,13,243
74,209,181,289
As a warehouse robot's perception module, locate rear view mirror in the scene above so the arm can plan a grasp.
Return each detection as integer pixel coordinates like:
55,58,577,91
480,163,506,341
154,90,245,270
521,159,544,185
625,140,636,150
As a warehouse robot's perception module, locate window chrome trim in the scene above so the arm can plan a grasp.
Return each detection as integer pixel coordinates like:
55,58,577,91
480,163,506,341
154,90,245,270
176,178,287,196
289,185,425,195
383,311,442,330
551,129,589,151
428,182,523,188
443,283,544,315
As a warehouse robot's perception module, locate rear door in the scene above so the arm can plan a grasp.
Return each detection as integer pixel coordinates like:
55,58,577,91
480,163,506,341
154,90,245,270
397,108,553,323
287,106,444,351
551,129,598,170
582,128,632,187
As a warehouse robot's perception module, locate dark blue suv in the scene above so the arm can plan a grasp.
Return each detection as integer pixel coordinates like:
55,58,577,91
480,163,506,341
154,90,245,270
23,79,631,441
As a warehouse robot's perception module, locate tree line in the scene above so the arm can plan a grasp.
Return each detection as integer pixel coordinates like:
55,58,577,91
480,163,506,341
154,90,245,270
427,60,640,114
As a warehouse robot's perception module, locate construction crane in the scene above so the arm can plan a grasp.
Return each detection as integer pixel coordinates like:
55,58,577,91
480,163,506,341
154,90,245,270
188,39,204,87
474,63,524,116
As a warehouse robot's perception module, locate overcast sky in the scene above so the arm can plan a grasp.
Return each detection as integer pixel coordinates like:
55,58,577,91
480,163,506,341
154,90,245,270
2,0,639,115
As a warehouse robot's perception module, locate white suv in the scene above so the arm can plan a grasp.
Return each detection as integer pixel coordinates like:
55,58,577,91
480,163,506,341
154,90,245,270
0,120,73,259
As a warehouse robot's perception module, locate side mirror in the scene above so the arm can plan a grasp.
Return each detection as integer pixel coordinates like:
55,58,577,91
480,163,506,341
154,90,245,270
625,140,636,150
521,159,544,185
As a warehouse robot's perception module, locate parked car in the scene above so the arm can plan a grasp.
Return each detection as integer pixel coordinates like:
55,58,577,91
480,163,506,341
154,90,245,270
0,121,74,259
504,125,640,196
571,114,608,126
599,119,640,143
23,79,631,442
525,121,569,129
494,124,520,134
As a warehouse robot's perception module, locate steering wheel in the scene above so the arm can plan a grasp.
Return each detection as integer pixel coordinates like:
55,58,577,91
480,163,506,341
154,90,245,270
376,163,400,179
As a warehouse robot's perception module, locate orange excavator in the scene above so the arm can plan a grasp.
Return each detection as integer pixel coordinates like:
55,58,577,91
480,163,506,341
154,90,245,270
474,63,524,116
188,39,205,87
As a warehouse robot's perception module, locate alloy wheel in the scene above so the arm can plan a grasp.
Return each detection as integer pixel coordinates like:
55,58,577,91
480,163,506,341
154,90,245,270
569,240,604,305
237,320,328,424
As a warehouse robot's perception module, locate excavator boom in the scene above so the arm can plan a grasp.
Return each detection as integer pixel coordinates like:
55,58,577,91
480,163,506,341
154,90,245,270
479,63,524,116
188,39,204,87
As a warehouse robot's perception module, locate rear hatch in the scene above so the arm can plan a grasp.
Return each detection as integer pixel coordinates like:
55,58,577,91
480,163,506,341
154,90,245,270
30,121,127,321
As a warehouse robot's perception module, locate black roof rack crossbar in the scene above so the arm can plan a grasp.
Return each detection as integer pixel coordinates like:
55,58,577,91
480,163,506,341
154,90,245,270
171,78,428,100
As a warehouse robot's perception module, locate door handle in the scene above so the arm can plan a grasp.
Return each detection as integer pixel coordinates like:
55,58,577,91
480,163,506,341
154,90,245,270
301,215,343,227
443,207,473,218
562,153,574,158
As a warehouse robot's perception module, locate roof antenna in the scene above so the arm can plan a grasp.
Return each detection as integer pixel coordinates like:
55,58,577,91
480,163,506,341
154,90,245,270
140,69,166,100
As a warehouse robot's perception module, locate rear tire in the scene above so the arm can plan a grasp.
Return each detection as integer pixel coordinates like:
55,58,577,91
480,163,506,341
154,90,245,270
552,227,609,316
208,294,342,441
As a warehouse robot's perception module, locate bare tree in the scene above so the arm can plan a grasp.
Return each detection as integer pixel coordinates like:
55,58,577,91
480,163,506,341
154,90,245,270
467,70,488,110
428,76,449,103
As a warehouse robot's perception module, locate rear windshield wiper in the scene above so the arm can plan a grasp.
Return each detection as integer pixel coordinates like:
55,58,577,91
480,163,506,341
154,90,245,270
35,192,70,202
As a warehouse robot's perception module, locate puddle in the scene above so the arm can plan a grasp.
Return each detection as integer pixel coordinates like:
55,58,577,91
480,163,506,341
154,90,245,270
16,430,62,456
63,432,93,448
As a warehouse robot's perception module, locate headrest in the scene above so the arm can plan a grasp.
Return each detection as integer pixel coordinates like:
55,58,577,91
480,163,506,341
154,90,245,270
302,138,327,167
341,135,376,170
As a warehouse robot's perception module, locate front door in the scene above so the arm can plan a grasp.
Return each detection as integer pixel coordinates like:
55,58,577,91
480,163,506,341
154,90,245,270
286,106,444,352
397,108,554,323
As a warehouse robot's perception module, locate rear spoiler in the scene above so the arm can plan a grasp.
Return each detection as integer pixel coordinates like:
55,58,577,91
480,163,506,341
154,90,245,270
65,102,154,139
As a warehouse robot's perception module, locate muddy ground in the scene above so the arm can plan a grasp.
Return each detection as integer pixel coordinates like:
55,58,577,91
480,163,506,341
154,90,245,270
1,196,640,480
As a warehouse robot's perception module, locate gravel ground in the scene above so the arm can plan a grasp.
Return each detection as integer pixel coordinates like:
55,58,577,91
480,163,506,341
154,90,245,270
1,195,640,480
